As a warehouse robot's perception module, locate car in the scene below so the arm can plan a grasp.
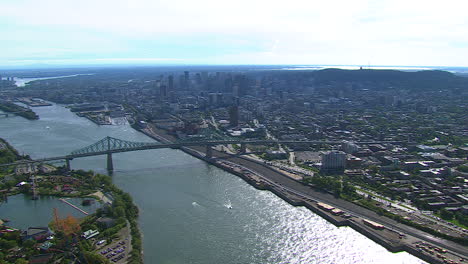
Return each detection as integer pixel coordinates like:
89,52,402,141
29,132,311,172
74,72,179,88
97,240,106,245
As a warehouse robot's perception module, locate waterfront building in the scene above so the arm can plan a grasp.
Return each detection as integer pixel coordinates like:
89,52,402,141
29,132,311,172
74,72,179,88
21,227,53,241
321,151,346,174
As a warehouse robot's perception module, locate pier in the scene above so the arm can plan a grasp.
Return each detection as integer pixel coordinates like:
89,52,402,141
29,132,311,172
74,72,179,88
59,198,89,215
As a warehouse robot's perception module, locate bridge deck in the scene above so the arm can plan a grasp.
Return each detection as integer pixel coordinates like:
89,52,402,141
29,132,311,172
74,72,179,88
0,138,405,167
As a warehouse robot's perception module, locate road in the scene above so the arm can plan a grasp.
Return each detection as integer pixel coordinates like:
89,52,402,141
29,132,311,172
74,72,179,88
139,125,468,258
208,149,468,258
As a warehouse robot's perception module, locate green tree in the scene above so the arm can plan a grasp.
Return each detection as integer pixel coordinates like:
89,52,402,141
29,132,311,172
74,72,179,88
82,251,110,264
440,208,454,220
113,206,126,218
15,259,28,264
22,239,35,249
0,238,17,249
455,212,468,226
457,165,468,173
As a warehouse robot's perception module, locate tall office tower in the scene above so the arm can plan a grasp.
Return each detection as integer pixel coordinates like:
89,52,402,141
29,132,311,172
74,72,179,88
195,73,202,85
154,80,161,96
216,93,224,105
229,105,239,127
201,71,208,82
232,85,239,96
208,93,218,106
234,74,248,96
224,77,232,93
168,75,174,91
179,75,185,89
160,85,168,98
321,151,346,174
184,71,189,88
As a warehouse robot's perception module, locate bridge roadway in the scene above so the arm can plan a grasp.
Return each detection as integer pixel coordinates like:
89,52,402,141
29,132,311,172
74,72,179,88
0,139,403,167
1,136,466,257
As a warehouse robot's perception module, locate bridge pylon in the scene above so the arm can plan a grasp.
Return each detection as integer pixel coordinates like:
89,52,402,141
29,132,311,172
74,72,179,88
240,143,247,153
206,145,213,158
107,153,113,172
65,158,72,171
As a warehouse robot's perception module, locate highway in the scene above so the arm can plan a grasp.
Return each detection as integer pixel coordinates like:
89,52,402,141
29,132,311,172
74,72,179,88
1,129,465,258
207,149,468,258
0,138,404,167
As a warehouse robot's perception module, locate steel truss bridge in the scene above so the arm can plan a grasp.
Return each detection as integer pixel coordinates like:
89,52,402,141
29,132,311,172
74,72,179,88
0,136,403,171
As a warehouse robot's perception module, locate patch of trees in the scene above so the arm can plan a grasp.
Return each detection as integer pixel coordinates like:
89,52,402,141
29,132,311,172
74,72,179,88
89,173,143,264
303,175,358,199
0,102,38,120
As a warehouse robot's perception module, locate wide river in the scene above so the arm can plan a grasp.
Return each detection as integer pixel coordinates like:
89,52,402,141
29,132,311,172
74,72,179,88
0,104,425,264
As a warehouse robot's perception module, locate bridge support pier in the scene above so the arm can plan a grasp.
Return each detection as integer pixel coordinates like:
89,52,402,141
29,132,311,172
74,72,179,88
65,158,71,171
240,143,246,153
107,153,114,172
206,145,213,158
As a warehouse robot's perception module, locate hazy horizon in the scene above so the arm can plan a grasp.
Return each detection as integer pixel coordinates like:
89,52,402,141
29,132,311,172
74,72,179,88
2,0,468,68
2,63,468,72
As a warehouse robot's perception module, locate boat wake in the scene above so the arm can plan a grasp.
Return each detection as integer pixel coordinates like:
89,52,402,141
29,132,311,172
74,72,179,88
224,200,233,209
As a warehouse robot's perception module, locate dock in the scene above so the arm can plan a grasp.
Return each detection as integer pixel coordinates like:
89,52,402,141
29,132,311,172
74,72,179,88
59,198,89,215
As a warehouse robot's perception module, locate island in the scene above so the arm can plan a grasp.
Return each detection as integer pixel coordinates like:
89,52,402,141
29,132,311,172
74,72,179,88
0,138,143,264
1,66,467,264
0,101,39,120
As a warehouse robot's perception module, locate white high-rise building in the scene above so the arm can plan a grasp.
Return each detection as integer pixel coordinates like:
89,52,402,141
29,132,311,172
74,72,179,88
321,151,346,174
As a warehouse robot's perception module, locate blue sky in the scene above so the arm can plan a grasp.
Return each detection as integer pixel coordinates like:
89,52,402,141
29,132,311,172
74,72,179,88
1,0,468,67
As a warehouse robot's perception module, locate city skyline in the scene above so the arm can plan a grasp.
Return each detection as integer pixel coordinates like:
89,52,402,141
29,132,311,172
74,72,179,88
1,0,468,67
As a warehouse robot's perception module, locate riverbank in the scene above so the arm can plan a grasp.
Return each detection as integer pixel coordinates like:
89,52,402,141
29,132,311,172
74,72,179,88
0,103,459,263
0,101,38,120
0,172,143,263
0,139,143,263
16,97,52,107
137,124,468,264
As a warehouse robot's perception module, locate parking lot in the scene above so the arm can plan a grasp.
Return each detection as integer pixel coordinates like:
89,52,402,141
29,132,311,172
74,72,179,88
99,239,128,263
94,224,132,263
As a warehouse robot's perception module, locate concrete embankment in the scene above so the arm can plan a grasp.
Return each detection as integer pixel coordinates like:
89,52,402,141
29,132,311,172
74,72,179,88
206,160,454,264
136,126,467,264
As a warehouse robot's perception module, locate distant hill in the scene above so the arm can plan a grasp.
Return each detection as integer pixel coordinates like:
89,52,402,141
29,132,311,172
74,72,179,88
313,68,467,90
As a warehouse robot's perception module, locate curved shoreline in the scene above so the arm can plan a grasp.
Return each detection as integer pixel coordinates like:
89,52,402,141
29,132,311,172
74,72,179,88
136,126,467,264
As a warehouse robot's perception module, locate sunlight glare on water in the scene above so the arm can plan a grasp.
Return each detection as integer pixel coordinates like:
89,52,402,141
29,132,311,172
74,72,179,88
0,104,426,264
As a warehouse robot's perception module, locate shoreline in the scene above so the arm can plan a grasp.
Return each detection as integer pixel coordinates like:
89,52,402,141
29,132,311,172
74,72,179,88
0,153,143,263
0,102,39,120
136,125,467,264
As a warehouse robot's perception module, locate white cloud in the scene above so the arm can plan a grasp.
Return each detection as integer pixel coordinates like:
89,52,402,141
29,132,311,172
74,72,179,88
1,0,468,66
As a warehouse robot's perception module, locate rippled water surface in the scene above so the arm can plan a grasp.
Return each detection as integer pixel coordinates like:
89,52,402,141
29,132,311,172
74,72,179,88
1,195,101,230
0,104,426,263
